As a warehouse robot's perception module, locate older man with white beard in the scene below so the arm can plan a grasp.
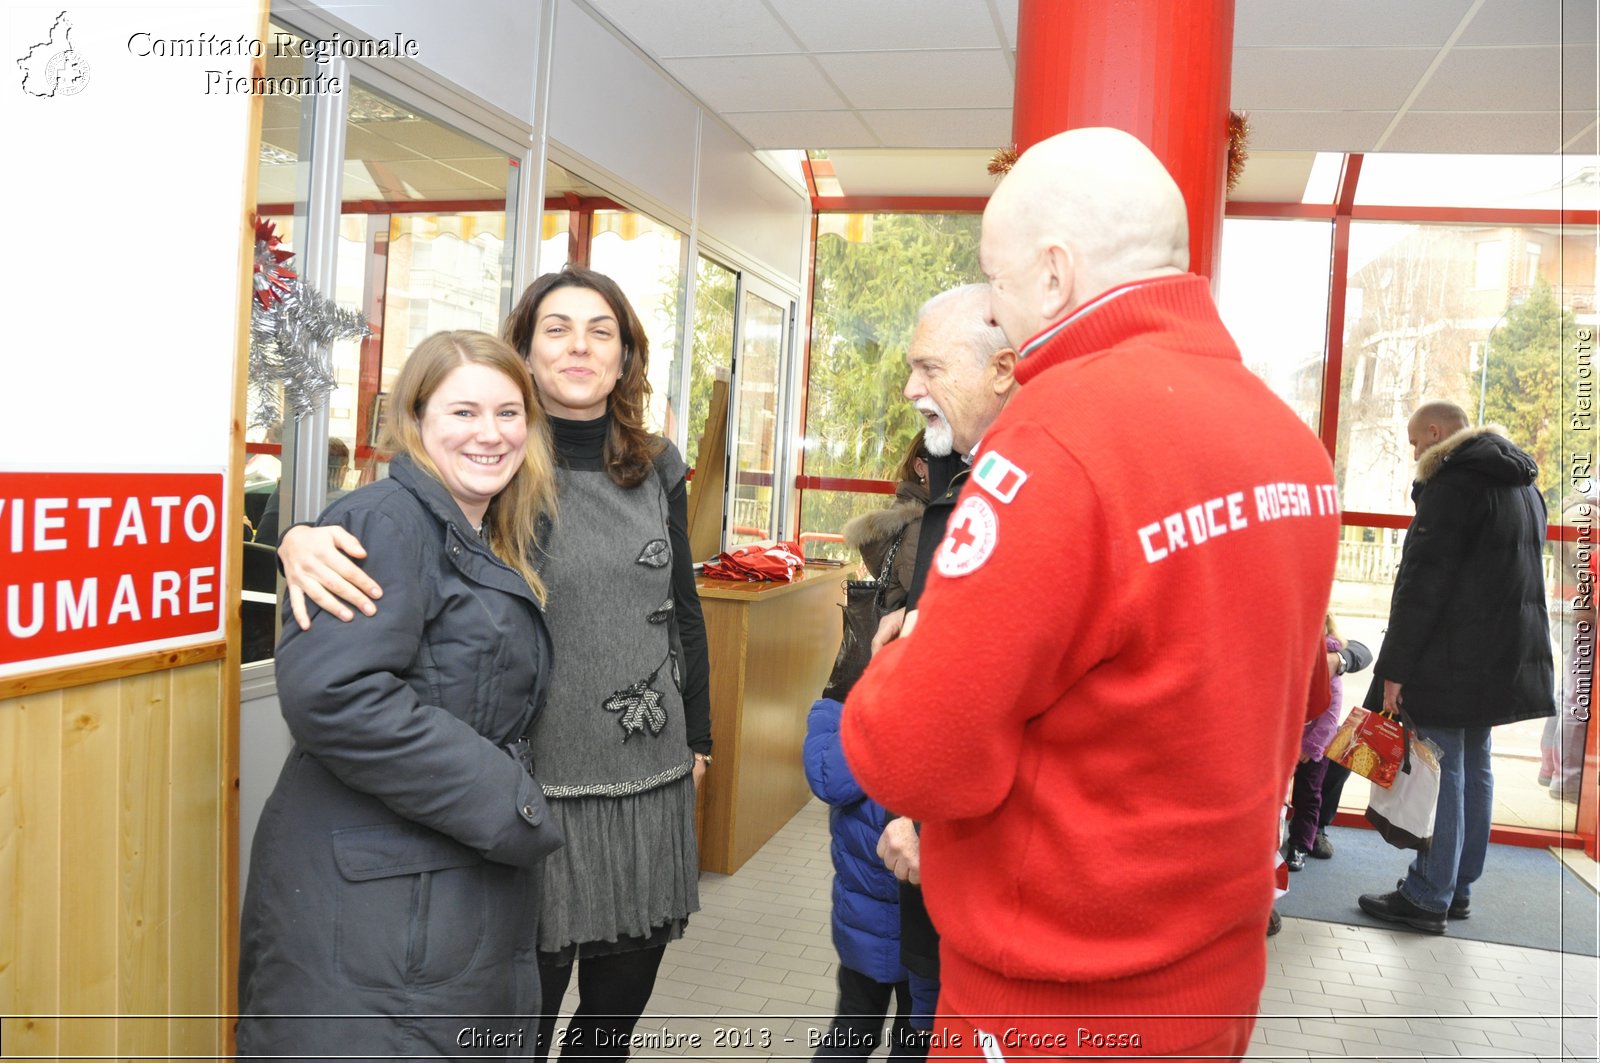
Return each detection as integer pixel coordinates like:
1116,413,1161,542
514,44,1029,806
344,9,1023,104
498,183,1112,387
874,284,1018,651
855,284,1016,1057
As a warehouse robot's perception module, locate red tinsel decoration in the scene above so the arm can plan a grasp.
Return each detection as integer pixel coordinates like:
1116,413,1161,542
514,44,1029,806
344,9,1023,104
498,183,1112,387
252,216,297,309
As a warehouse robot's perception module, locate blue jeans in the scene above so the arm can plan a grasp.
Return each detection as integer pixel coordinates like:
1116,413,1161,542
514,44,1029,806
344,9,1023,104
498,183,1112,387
1401,725,1493,913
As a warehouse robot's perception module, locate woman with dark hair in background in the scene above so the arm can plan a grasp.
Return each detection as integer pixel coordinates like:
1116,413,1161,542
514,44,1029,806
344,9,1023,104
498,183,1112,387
277,268,712,1062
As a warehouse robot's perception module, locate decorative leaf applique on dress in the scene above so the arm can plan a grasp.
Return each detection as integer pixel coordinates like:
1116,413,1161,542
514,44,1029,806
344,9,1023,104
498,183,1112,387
636,539,670,568
647,597,674,624
603,676,668,740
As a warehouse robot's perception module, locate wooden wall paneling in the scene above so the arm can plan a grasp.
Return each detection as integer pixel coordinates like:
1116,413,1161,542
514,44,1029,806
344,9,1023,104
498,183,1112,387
169,661,225,1056
118,671,171,1059
0,643,226,703
0,691,63,1057
58,684,120,1058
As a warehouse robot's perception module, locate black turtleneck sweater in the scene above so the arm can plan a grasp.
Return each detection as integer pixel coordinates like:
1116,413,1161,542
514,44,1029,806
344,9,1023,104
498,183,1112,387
547,414,712,753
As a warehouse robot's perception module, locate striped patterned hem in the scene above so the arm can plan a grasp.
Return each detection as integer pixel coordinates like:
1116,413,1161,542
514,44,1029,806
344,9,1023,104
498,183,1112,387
541,759,692,798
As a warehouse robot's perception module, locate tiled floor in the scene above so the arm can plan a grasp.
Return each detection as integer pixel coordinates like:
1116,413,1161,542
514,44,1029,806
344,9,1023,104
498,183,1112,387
556,800,1598,1060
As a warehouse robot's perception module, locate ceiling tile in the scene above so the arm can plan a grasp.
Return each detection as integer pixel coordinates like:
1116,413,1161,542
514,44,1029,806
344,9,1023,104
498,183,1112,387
994,0,1017,48
1233,0,1473,48
827,149,1000,195
1566,43,1600,106
363,159,497,200
1382,112,1567,153
1563,111,1600,152
441,157,517,192
1455,0,1597,47
661,55,847,112
1232,48,1437,111
1242,110,1396,153
342,124,426,165
857,109,1012,150
816,49,1012,110
1227,152,1320,203
721,110,880,150
767,0,1005,52
585,0,801,56
1412,46,1566,110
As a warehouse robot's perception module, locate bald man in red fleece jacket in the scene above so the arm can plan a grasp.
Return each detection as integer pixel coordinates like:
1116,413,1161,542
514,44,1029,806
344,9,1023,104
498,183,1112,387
841,128,1340,1061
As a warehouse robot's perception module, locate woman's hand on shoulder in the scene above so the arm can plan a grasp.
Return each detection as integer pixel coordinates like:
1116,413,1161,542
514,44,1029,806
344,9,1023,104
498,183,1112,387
280,523,382,629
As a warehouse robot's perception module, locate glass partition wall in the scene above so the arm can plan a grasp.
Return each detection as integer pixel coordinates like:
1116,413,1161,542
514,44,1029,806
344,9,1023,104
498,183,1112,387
246,33,521,664
798,156,1598,843
249,71,804,653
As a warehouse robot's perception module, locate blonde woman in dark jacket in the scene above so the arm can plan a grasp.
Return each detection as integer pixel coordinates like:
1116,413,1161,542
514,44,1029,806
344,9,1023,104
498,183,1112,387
238,331,563,1059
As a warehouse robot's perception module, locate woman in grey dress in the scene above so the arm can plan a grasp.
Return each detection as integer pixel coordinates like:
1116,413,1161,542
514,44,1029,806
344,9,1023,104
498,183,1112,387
279,270,712,1062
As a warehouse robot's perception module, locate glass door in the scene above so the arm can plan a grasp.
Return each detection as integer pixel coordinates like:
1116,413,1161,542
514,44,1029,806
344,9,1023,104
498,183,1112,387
726,276,793,547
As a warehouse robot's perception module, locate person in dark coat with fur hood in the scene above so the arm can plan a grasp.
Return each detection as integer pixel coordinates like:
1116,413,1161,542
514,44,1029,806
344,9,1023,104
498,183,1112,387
840,431,930,614
1358,401,1554,935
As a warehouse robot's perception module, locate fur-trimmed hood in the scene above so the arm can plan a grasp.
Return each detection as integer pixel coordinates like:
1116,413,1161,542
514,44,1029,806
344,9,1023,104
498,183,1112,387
842,494,925,552
1414,425,1537,486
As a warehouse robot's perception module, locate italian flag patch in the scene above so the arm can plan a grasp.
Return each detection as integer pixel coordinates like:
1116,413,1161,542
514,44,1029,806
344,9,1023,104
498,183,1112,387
973,451,1028,503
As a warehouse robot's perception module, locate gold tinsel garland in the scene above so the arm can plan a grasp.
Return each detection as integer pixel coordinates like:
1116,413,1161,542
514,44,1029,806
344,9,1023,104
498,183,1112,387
1227,110,1251,194
988,145,1018,176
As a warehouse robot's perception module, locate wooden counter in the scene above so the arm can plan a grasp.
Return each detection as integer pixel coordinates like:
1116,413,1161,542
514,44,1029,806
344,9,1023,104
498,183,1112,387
694,565,853,874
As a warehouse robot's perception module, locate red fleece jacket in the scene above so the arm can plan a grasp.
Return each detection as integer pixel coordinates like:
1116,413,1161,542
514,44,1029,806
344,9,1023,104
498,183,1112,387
842,275,1340,1055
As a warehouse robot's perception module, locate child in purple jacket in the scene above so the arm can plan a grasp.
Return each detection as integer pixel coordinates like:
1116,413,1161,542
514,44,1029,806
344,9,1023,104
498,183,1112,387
1286,615,1352,870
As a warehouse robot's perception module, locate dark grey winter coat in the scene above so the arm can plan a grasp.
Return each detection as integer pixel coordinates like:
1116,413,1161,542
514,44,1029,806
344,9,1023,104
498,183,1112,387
237,454,562,1060
1364,428,1555,729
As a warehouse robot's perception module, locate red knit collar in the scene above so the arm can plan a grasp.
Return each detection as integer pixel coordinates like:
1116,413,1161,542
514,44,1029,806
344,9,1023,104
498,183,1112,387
1014,274,1234,385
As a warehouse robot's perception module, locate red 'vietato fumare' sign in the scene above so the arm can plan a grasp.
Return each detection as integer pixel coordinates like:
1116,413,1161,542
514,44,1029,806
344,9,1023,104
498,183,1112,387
0,471,226,673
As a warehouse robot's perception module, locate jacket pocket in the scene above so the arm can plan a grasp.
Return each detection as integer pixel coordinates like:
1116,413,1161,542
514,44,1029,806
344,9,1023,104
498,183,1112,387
332,823,487,990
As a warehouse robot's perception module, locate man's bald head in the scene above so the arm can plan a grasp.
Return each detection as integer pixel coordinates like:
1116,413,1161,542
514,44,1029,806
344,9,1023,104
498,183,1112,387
980,127,1189,347
1407,401,1470,460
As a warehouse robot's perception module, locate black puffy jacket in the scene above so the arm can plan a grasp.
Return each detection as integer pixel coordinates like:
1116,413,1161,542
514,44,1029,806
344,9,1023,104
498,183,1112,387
238,454,560,1059
1364,428,1555,729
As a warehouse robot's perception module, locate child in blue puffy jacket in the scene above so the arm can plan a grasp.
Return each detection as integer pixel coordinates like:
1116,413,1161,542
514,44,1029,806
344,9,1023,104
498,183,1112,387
804,697,937,1061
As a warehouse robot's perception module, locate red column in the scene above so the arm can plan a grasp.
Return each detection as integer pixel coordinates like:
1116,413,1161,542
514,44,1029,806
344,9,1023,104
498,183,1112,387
1011,0,1235,283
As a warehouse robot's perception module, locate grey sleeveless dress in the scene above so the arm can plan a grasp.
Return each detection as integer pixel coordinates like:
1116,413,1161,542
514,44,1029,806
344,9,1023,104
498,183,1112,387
530,444,700,956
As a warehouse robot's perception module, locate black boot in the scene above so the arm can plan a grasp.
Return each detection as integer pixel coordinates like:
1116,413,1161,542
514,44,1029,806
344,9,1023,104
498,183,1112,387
1358,890,1446,934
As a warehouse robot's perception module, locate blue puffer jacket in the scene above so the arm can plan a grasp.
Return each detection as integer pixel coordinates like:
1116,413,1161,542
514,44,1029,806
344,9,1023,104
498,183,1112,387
804,698,905,983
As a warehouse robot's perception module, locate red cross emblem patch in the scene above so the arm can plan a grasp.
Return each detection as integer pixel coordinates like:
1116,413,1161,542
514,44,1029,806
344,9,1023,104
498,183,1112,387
936,495,999,577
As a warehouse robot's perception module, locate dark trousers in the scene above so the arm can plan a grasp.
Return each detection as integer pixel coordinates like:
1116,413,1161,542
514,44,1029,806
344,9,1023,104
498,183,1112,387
1319,760,1351,829
813,965,930,1062
534,945,667,1062
1288,756,1332,852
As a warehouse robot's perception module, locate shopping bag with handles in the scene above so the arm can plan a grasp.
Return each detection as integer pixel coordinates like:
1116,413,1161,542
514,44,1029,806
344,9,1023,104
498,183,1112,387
1365,733,1442,851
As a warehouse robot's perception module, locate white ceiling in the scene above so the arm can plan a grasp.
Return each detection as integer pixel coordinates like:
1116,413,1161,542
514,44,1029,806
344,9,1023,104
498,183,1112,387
585,0,1599,195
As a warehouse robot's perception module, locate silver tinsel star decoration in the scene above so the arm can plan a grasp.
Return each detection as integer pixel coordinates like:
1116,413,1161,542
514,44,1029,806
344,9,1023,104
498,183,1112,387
247,219,370,429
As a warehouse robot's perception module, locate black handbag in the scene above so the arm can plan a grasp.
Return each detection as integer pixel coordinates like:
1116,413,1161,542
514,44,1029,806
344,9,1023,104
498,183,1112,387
821,530,905,701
